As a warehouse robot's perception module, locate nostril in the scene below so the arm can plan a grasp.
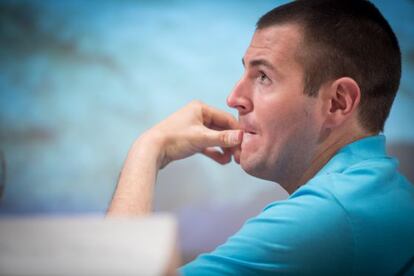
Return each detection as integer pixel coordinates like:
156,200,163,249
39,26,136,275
236,104,250,115
237,105,246,111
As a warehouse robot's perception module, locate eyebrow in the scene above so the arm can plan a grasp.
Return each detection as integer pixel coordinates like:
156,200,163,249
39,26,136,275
242,58,277,73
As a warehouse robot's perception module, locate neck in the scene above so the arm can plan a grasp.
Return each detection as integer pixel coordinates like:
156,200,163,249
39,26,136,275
285,129,372,194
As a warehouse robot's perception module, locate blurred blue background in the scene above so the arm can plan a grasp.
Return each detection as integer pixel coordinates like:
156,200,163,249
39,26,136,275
0,0,413,262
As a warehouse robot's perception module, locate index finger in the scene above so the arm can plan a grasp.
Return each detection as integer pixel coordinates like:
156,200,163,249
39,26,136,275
201,104,240,130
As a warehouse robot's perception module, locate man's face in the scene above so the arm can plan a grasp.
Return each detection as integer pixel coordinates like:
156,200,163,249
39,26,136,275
227,24,323,188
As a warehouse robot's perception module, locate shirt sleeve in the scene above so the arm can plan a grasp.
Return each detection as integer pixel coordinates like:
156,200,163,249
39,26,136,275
179,184,354,275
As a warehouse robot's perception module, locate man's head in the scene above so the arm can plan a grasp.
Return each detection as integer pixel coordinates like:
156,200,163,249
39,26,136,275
256,0,401,134
227,0,401,191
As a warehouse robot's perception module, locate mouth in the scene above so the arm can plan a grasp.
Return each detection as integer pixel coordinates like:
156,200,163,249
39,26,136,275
243,130,257,135
239,121,259,144
241,124,258,135
241,128,258,143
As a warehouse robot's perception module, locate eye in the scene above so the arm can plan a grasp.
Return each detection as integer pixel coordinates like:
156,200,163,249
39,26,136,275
258,71,271,84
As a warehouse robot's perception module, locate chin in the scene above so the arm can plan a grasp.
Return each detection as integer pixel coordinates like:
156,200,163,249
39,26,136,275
240,156,274,181
240,152,291,185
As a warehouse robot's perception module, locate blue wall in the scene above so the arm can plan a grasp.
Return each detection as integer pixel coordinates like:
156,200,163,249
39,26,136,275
0,0,413,217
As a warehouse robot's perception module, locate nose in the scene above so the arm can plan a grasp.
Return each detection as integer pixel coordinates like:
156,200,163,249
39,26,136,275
226,78,253,115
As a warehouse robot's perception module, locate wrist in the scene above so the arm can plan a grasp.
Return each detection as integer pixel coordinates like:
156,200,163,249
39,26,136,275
132,130,167,170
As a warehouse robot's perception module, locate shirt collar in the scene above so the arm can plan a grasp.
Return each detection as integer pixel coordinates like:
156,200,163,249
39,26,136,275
315,135,387,176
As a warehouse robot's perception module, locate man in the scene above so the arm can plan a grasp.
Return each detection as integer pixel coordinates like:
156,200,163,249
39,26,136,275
108,0,414,275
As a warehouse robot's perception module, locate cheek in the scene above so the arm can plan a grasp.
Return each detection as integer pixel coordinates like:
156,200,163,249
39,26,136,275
260,105,302,138
260,102,317,152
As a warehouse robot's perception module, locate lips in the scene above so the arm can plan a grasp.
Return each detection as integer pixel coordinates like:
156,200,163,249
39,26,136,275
240,121,258,135
243,130,256,135
239,121,258,149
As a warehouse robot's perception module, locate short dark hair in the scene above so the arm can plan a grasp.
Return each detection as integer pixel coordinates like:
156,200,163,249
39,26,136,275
257,0,401,133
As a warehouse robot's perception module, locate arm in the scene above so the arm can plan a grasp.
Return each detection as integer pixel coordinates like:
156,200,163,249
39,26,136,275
107,101,242,216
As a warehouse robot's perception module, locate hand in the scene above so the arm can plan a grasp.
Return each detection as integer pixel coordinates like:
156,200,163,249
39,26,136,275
140,100,242,169
107,100,241,216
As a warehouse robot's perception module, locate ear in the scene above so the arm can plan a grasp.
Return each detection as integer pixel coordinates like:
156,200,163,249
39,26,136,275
323,77,361,129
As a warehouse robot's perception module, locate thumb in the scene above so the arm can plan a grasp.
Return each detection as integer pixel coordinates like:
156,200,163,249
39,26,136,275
204,129,243,148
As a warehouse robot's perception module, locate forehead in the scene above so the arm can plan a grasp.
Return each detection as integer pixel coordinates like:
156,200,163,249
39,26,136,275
244,24,303,70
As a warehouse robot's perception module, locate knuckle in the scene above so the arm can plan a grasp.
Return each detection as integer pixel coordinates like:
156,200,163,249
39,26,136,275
190,100,203,108
199,128,211,141
220,132,228,145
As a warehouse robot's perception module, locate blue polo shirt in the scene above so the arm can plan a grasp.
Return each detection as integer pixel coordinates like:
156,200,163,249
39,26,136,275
180,135,414,275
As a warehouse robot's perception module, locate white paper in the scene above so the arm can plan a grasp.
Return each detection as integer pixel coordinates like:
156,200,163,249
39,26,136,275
0,214,177,276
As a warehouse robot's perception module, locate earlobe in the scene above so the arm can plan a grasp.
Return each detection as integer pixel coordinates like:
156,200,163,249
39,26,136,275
324,77,361,129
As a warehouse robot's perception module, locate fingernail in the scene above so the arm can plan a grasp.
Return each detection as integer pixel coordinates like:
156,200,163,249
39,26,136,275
228,130,242,145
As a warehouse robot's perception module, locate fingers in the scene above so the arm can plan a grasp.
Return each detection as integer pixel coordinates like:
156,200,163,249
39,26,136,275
202,147,232,165
200,129,242,165
200,103,240,131
230,146,241,164
202,129,243,148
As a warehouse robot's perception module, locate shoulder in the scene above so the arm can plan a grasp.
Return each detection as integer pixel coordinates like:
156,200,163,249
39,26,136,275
310,155,414,203
260,183,354,252
181,184,354,275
